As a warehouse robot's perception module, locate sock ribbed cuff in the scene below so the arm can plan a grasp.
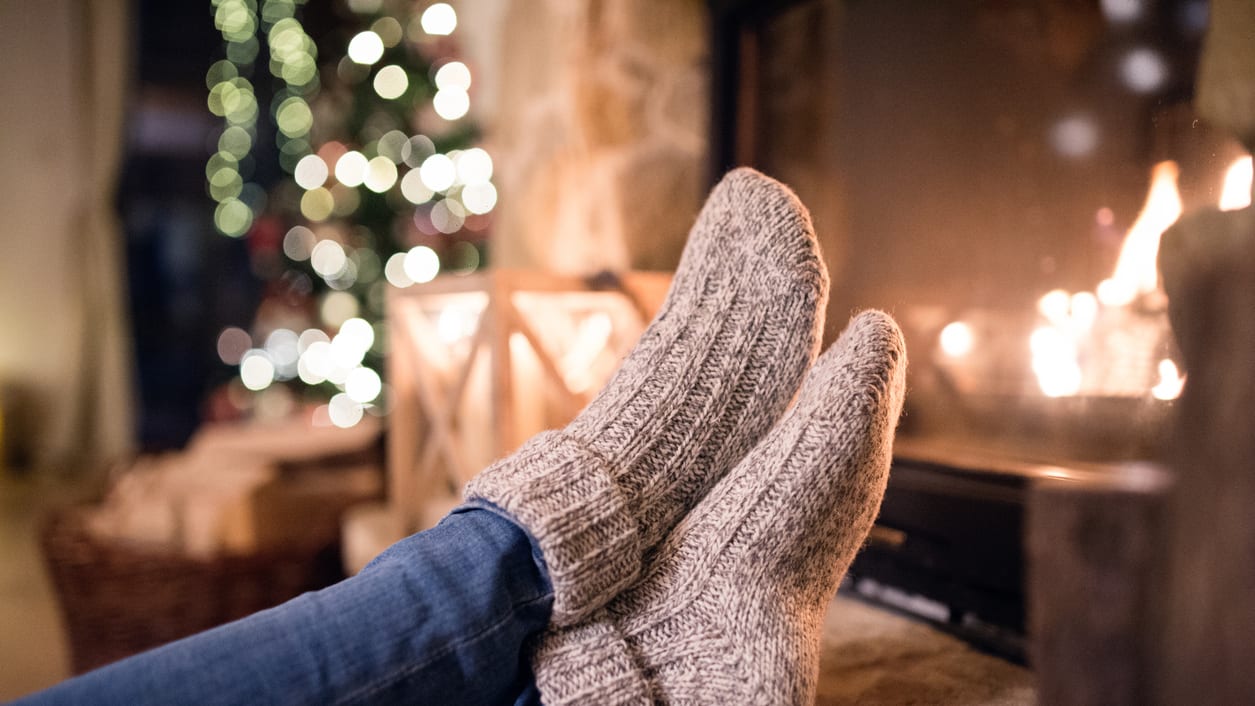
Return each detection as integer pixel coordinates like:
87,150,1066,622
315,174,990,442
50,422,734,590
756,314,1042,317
463,431,641,625
532,619,652,706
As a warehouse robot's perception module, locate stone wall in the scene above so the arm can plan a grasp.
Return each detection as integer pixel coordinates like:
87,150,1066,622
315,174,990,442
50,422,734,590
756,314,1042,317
462,0,709,273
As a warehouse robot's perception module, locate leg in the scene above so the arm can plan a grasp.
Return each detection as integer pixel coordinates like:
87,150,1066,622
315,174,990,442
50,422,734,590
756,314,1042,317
19,506,551,706
21,166,826,705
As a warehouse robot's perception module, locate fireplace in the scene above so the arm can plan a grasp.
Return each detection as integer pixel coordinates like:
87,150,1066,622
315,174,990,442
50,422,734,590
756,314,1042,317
710,0,1251,658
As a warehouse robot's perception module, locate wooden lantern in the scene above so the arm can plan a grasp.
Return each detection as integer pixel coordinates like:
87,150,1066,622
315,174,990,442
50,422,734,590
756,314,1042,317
386,268,671,531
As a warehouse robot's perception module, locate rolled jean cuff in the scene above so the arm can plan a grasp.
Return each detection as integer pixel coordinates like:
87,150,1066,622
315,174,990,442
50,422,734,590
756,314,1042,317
454,499,554,596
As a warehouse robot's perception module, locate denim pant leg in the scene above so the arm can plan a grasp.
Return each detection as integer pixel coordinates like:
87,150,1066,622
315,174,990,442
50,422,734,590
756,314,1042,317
19,506,553,706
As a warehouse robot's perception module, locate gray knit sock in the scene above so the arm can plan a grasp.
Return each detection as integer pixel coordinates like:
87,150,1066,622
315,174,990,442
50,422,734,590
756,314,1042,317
464,168,828,626
531,311,907,705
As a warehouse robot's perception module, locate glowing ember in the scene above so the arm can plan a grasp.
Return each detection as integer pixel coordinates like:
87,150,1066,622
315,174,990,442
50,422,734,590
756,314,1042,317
1030,326,1082,397
1037,289,1071,325
1070,292,1098,330
1219,155,1253,212
939,321,974,357
1151,359,1185,401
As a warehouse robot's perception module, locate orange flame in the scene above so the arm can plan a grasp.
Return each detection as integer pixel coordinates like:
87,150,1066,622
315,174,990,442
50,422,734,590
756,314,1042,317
1097,161,1183,306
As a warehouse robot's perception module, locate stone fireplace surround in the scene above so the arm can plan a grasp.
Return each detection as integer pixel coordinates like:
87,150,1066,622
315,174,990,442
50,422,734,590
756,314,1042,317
468,0,711,275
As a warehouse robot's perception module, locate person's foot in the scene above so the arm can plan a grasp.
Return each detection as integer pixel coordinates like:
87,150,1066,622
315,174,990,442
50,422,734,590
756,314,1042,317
531,311,907,704
465,168,828,625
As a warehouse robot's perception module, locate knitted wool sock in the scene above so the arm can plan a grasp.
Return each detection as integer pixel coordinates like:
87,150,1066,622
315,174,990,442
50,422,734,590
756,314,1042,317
531,311,907,705
464,167,828,626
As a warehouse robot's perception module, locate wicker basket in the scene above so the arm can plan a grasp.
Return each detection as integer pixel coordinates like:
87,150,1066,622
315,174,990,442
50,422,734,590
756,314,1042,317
39,507,345,674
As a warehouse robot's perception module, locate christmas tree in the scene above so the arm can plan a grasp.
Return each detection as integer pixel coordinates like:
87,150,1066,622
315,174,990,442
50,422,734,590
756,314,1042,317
205,0,495,427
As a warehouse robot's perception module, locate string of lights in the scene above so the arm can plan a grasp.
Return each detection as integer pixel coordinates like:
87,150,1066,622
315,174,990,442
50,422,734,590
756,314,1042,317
206,1,495,428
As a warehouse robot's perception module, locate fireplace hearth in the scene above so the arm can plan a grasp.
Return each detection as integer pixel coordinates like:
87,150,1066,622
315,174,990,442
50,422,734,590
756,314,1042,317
710,0,1251,660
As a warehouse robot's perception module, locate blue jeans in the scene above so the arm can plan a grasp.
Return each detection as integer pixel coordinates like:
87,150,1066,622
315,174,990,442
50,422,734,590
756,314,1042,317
18,505,552,705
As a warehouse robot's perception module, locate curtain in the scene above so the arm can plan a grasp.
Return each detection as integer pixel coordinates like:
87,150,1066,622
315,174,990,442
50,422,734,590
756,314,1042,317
0,0,134,473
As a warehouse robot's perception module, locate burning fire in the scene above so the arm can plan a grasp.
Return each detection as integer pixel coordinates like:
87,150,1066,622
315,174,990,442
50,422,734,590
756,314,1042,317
933,153,1250,405
1024,155,1252,399
1026,160,1186,398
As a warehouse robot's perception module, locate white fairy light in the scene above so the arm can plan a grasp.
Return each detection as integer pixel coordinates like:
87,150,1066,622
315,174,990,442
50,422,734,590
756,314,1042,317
419,154,456,192
293,155,329,189
345,366,383,403
240,350,276,391
403,246,441,284
435,61,471,91
433,89,470,121
347,31,385,65
421,3,457,35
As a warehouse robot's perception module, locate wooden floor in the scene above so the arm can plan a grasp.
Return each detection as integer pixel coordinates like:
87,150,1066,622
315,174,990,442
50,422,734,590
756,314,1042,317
0,474,78,700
